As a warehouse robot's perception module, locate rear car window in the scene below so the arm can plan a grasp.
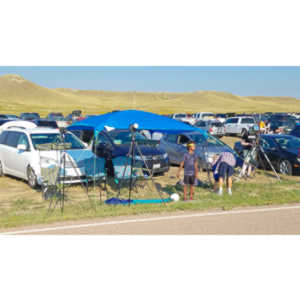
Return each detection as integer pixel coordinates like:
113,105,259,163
226,118,238,124
241,118,254,124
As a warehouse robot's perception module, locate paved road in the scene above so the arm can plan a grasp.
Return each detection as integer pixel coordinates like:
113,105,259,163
2,204,300,234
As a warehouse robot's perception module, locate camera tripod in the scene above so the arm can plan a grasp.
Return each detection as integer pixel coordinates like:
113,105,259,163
39,129,94,213
202,138,213,187
116,127,164,204
238,136,281,181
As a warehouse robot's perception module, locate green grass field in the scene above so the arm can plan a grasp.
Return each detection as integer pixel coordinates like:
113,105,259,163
1,166,299,229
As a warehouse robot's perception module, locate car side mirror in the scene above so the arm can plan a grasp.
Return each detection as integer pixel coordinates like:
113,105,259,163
17,144,27,151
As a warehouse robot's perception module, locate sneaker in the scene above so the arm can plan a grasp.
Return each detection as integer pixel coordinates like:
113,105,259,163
217,190,223,196
228,189,232,196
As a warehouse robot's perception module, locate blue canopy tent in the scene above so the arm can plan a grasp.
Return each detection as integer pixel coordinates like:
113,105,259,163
68,110,206,135
68,110,207,205
68,109,207,178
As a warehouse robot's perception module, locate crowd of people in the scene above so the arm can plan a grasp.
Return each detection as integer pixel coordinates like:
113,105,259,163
175,118,290,201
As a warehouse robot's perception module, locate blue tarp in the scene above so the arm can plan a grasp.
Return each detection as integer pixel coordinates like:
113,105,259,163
105,197,172,205
68,110,206,135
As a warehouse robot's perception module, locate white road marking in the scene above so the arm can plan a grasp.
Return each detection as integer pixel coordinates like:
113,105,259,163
2,204,300,235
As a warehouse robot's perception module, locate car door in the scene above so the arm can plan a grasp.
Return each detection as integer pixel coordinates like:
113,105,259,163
0,131,10,173
225,118,238,134
94,132,113,158
1,131,21,175
160,134,179,164
258,136,280,169
11,132,32,178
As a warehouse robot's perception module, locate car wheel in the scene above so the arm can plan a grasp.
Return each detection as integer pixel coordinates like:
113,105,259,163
0,161,4,177
27,166,38,188
279,160,292,176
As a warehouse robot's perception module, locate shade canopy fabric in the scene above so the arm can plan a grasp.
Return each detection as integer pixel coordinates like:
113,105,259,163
68,110,206,135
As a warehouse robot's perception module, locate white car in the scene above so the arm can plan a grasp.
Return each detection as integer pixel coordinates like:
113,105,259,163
193,112,214,121
0,127,105,188
171,113,196,125
224,116,256,136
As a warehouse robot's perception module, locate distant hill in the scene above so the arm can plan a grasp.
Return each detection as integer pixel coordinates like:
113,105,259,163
0,74,299,116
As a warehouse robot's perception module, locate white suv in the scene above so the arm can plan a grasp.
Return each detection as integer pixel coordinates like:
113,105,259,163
224,116,256,136
0,127,105,188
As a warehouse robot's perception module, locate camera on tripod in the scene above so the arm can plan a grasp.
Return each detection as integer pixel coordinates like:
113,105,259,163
246,124,260,144
129,123,139,133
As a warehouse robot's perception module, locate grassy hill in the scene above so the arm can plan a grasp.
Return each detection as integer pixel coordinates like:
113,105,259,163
0,74,299,117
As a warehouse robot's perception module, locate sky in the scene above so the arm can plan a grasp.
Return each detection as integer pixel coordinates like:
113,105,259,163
0,66,299,98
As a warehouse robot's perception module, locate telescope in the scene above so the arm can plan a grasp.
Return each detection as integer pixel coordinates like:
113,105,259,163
129,123,139,132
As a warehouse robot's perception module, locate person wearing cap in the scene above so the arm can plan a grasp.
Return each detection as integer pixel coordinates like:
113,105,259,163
177,141,198,201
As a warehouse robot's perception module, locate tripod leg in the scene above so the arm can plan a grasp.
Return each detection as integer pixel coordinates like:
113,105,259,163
135,143,164,202
203,142,213,186
259,146,281,181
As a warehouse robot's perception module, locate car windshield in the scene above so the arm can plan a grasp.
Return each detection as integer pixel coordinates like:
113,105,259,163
274,136,300,150
108,131,148,145
188,133,226,147
48,114,64,120
30,132,85,150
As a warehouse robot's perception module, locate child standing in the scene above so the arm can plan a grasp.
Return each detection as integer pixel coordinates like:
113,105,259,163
177,141,198,201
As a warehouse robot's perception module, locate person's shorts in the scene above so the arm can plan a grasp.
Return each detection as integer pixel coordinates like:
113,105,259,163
184,175,195,185
213,173,219,182
218,162,234,179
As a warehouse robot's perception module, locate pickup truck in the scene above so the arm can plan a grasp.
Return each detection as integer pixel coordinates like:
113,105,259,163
224,116,256,136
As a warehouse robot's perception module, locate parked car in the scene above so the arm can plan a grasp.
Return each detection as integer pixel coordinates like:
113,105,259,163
234,134,300,175
269,118,296,134
0,114,19,119
0,127,105,188
65,111,84,124
32,119,59,129
193,112,214,121
20,112,40,120
224,116,256,136
171,113,196,125
158,131,236,169
289,123,300,138
214,113,227,123
47,113,69,128
194,120,225,138
71,129,170,177
47,112,64,120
